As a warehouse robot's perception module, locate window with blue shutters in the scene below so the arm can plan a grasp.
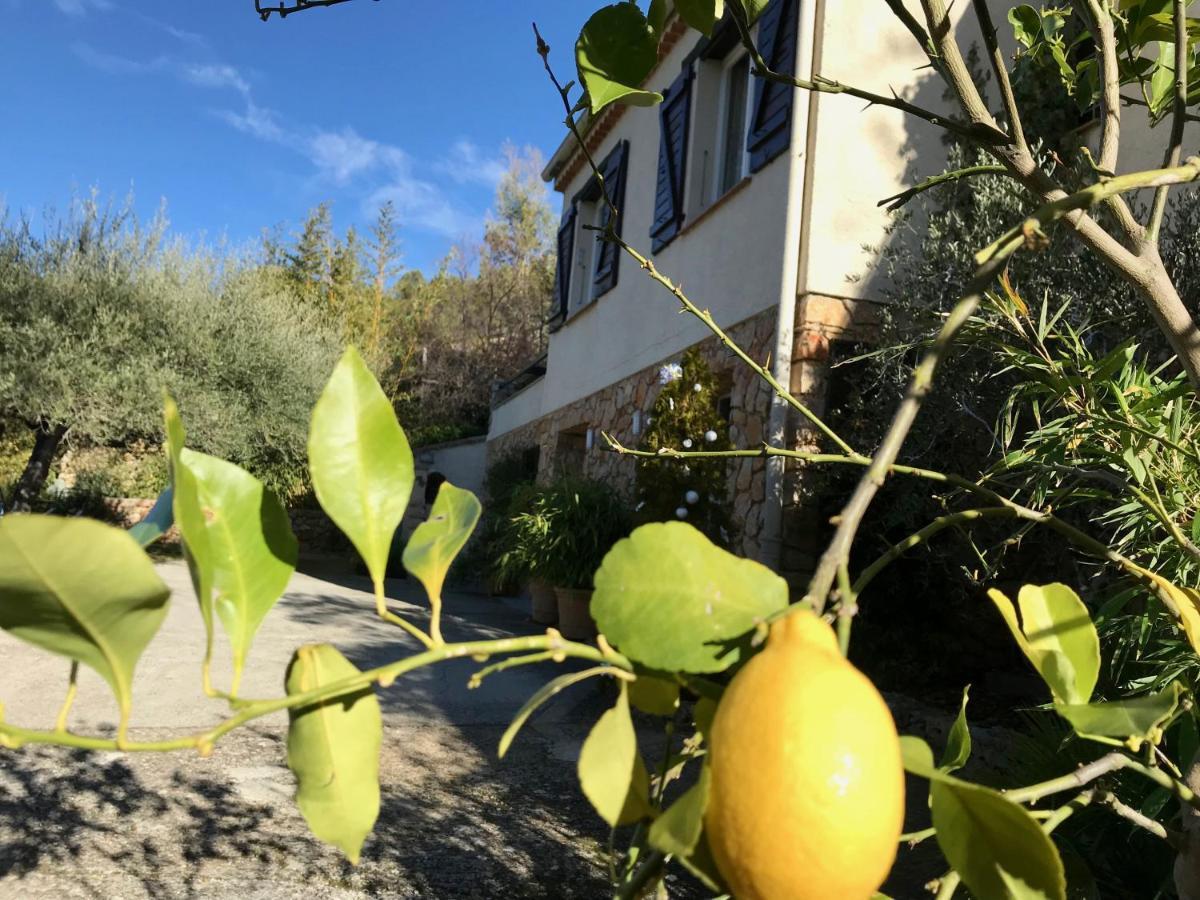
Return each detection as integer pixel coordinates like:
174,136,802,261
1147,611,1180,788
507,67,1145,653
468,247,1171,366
550,140,630,327
590,140,629,298
650,70,693,253
747,0,798,173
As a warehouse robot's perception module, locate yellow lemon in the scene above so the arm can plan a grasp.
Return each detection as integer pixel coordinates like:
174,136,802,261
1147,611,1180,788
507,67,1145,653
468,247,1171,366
705,610,904,900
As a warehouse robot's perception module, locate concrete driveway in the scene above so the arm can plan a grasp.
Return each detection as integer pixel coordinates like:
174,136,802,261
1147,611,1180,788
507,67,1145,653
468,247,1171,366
0,562,694,899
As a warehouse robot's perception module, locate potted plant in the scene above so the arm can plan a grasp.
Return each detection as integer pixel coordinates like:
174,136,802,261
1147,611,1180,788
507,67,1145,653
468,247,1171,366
534,477,632,640
492,483,559,625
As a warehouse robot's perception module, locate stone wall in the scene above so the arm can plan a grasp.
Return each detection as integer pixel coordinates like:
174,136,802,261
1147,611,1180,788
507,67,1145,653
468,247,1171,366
488,308,778,561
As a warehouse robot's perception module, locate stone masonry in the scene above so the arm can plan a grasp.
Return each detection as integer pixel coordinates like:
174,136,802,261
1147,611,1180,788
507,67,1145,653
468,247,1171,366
489,308,778,562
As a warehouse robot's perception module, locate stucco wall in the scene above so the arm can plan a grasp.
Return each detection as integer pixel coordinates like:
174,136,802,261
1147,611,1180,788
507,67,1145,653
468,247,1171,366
403,437,488,536
503,21,803,440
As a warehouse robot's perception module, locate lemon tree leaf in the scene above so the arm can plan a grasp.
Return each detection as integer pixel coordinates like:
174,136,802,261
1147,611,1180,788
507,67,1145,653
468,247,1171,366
649,764,710,857
286,644,381,865
576,3,663,114
166,397,216,647
308,347,414,588
128,485,174,547
498,667,620,758
629,674,681,716
1125,562,1200,654
592,522,787,673
179,448,297,691
731,0,771,24
402,482,481,603
647,0,669,36
0,515,169,731
931,777,1066,900
901,735,937,777
676,0,724,35
1055,682,1183,744
677,830,727,893
941,685,972,773
578,684,653,827
987,584,1098,704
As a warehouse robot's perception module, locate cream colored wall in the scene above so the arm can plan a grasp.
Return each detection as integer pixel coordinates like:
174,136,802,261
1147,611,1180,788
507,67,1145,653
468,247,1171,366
800,0,996,300
488,377,544,440
491,28,802,439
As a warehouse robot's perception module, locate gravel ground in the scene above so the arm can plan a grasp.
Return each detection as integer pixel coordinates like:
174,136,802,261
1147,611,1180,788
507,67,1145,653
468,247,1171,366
0,562,986,899
0,563,706,900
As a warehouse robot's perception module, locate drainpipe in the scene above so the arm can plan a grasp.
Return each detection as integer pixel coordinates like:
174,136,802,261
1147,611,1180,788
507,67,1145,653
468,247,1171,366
760,0,822,574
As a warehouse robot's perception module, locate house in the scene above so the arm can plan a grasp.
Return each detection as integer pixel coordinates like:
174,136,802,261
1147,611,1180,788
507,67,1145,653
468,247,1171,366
484,0,1157,586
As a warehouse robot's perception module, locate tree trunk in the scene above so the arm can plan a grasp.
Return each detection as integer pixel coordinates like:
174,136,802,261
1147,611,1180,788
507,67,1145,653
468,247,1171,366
8,420,68,513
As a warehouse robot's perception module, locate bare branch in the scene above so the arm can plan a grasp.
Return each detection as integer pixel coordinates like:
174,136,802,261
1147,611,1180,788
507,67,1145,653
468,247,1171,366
971,0,1028,152
255,0,369,21
878,164,1009,211
1148,0,1190,244
919,0,1001,131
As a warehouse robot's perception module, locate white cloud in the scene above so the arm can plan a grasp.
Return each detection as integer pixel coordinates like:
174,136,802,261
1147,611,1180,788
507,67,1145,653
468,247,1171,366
55,0,112,16
436,140,508,188
308,128,405,184
70,37,490,241
182,63,249,96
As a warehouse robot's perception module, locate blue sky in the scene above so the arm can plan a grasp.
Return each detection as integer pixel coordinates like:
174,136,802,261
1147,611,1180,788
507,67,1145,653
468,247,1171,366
0,0,596,272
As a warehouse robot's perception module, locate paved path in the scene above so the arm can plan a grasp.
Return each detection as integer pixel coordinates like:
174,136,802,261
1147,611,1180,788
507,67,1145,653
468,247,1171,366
0,563,691,899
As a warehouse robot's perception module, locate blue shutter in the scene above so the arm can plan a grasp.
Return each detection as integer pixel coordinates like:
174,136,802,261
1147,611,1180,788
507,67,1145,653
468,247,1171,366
650,69,694,253
592,140,629,299
747,0,798,173
552,203,577,325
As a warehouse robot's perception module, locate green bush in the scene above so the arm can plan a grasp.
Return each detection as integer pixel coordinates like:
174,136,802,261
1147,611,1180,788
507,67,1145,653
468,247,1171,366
496,477,631,590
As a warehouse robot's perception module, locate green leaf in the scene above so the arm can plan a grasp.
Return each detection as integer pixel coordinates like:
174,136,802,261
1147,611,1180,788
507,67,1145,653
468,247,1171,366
649,764,711,857
592,522,787,673
178,448,298,691
402,482,481,603
901,735,937,777
629,674,681,716
165,397,216,650
1055,682,1183,745
941,685,972,773
931,777,1066,900
499,667,618,758
731,0,771,24
285,644,382,864
576,3,663,114
987,584,1099,705
1009,4,1043,47
128,485,174,547
308,347,414,587
577,684,653,826
647,0,669,37
0,515,169,733
676,0,724,36
694,696,718,741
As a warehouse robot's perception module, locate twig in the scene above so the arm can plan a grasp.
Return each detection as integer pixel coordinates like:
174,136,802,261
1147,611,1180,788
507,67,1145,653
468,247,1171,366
971,0,1027,152
1148,0,1190,244
54,662,79,734
879,164,1009,212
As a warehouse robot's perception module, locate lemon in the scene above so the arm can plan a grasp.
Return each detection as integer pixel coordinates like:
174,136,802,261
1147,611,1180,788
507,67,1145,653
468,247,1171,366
704,610,904,900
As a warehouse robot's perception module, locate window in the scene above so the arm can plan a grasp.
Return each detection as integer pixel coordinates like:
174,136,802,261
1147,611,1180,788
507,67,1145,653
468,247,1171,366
649,0,799,253
571,198,602,315
716,53,752,198
551,141,630,325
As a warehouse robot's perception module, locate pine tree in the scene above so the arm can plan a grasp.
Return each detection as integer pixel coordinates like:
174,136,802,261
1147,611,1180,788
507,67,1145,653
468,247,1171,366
367,200,402,355
635,348,735,547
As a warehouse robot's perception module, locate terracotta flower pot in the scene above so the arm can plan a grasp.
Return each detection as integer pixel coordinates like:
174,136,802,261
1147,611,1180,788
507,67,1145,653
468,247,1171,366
555,587,597,640
529,579,559,625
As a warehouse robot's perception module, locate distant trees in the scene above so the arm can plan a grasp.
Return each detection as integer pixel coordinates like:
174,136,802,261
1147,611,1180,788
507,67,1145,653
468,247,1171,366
0,196,342,509
0,147,555,508
265,145,556,444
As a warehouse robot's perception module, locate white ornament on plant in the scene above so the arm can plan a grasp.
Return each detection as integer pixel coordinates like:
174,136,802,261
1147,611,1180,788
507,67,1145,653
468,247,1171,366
675,507,688,519
685,490,700,504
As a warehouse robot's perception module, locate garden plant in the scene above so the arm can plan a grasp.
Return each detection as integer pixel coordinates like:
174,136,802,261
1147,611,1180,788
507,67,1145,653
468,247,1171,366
8,1,1200,898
